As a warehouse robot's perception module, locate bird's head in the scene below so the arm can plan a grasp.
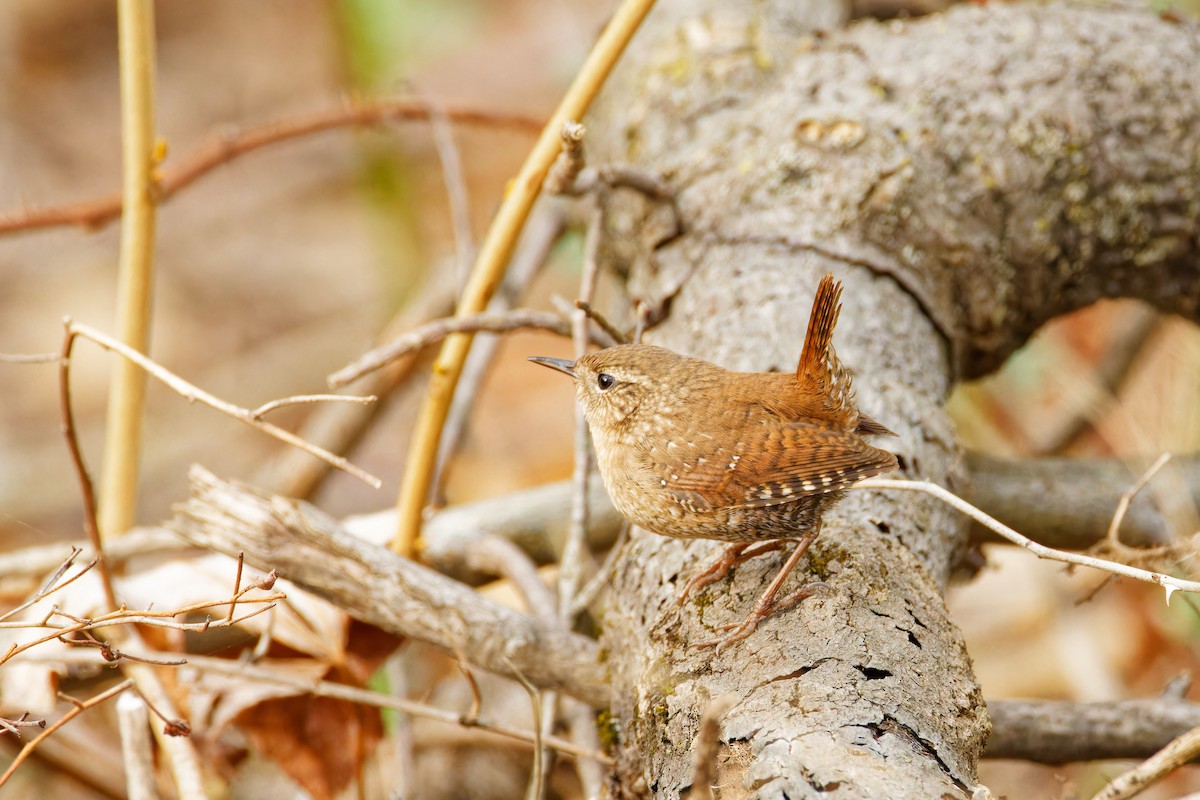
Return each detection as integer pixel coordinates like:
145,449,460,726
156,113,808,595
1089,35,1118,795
529,344,694,433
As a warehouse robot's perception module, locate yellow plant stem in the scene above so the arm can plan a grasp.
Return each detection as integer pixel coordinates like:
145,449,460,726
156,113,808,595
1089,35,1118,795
391,0,658,556
100,0,158,540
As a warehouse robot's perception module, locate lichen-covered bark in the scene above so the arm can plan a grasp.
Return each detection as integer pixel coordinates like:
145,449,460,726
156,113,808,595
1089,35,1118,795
586,2,1200,797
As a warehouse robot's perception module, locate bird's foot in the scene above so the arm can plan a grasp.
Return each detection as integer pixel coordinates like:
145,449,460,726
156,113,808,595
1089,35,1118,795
675,541,786,606
690,581,830,652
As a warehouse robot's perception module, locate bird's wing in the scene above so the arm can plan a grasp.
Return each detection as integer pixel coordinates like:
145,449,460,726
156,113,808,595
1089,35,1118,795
661,421,898,511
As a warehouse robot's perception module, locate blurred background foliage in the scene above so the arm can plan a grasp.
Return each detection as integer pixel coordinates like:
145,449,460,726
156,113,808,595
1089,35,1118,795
0,1,1197,797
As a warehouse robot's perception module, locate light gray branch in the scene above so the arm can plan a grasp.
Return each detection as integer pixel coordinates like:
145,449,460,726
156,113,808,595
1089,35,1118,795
583,1,1200,796
986,698,1200,764
168,466,607,706
967,453,1200,550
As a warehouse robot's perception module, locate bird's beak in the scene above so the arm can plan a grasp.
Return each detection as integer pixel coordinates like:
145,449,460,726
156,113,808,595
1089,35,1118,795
527,356,576,377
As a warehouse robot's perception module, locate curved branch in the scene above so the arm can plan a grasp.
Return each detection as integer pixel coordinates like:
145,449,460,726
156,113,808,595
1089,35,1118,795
0,101,542,236
169,467,608,706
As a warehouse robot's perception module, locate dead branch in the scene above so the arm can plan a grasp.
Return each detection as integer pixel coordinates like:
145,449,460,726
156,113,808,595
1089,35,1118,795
855,478,1200,599
986,698,1200,764
967,453,1200,550
0,679,135,788
1093,724,1200,800
4,452,1194,593
255,267,459,498
328,308,617,389
0,549,96,624
169,467,608,706
66,320,381,488
0,100,541,237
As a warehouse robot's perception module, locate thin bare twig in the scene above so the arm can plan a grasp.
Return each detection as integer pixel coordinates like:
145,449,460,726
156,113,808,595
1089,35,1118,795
135,686,191,737
0,351,59,363
854,478,1200,599
251,393,375,420
67,319,381,488
574,300,628,345
1093,724,1200,800
0,100,541,236
570,521,629,617
560,202,605,623
424,95,476,285
0,714,46,738
0,550,97,624
454,656,484,725
255,268,458,499
552,163,674,199
508,659,547,800
1107,453,1173,548
329,309,572,388
1080,453,1178,600
545,121,588,195
226,552,245,624
153,651,613,764
0,587,283,666
0,679,135,788
59,326,119,610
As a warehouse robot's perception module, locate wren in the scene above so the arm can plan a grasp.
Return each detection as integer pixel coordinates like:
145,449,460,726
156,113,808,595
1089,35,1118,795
529,275,898,648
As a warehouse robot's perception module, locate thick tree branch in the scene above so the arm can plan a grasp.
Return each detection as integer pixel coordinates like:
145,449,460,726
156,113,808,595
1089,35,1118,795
7,452,1194,592
168,467,607,707
156,469,1200,773
581,1,1200,796
986,698,1200,764
967,453,1200,550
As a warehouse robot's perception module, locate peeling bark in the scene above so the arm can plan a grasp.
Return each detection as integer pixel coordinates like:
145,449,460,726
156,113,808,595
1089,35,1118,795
586,2,1200,797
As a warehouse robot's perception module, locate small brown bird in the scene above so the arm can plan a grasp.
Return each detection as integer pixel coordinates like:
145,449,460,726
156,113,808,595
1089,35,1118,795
530,275,897,647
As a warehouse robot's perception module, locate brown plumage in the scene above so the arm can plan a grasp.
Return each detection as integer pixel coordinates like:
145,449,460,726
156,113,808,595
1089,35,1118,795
530,275,897,647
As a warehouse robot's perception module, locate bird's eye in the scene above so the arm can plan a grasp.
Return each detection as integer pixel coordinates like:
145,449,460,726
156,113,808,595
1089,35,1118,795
596,373,615,391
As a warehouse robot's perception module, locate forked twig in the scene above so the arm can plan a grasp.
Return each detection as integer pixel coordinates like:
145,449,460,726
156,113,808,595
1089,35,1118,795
574,300,628,345
1093,723,1200,800
329,309,573,388
1104,453,1173,551
65,319,381,488
142,651,613,764
0,680,135,788
0,549,97,624
854,478,1200,600
0,713,46,738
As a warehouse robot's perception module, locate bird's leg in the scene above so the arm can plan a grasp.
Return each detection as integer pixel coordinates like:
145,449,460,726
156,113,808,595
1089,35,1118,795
675,540,787,606
692,526,822,651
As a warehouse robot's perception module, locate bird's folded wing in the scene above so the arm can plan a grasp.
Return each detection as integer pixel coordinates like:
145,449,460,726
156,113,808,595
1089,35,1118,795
664,422,898,510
